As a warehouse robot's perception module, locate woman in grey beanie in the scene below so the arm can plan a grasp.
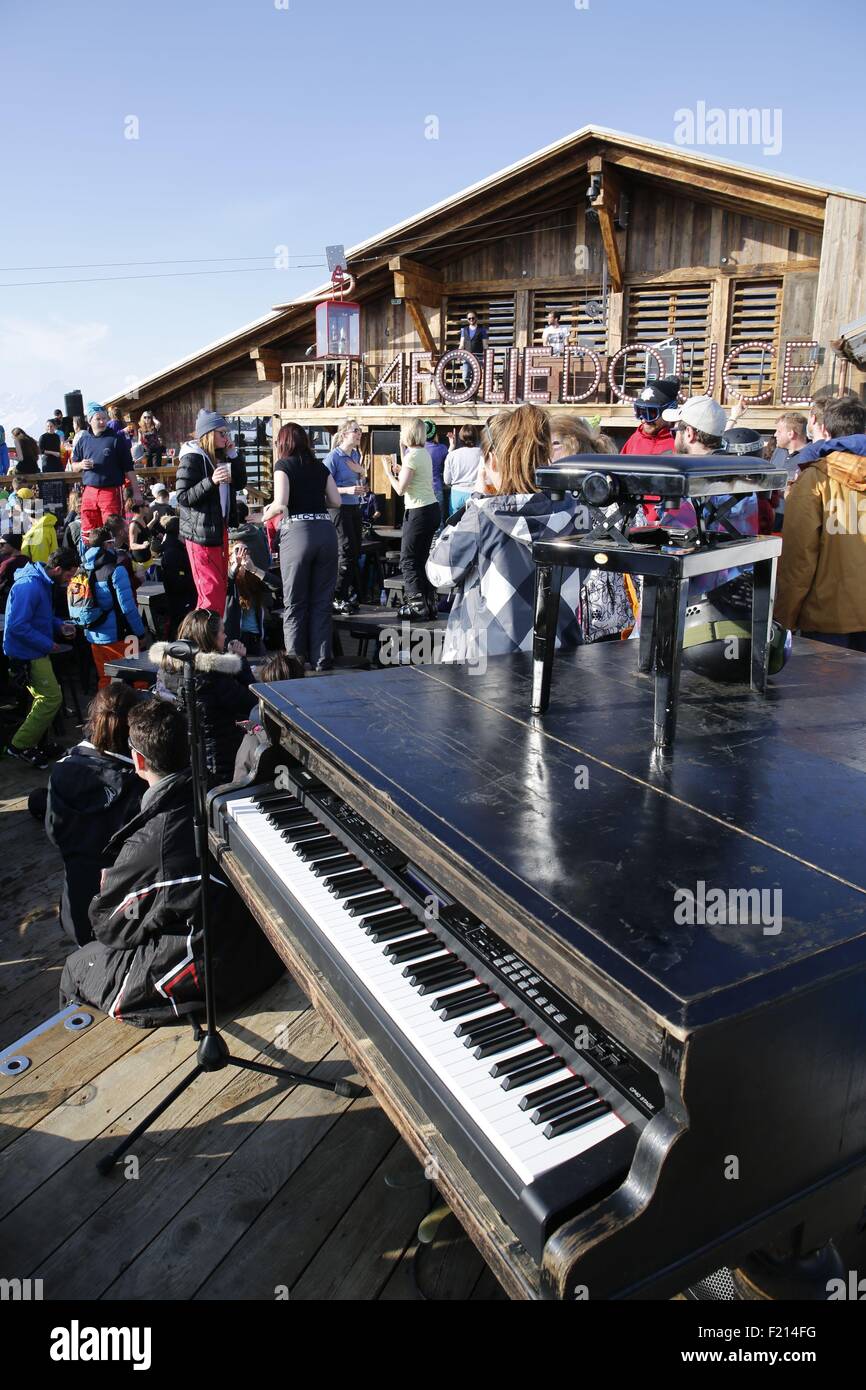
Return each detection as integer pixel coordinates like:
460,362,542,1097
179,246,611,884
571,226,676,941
175,410,247,612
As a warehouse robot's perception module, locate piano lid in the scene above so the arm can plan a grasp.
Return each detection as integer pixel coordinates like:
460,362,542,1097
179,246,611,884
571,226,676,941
253,641,866,1032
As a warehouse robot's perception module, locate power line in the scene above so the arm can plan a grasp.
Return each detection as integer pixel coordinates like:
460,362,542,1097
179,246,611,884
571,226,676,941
0,263,327,289
0,205,577,276
0,206,584,289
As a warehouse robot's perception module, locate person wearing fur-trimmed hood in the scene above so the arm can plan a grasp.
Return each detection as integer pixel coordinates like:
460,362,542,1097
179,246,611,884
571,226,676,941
151,608,255,784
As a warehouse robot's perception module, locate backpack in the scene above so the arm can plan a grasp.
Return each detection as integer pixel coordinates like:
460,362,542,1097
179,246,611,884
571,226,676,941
66,548,117,628
67,567,108,627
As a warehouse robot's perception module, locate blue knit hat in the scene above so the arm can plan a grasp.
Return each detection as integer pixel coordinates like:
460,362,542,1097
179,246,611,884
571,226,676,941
86,401,106,418
194,409,232,441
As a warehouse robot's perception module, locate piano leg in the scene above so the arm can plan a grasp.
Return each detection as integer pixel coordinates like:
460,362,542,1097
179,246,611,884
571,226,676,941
750,555,778,695
638,577,658,675
652,577,690,749
531,563,564,715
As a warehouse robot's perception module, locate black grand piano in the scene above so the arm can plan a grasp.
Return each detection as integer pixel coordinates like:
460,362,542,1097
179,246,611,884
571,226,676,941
209,641,866,1299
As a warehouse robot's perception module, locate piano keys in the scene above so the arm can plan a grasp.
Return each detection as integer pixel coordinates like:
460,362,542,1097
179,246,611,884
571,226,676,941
209,640,866,1299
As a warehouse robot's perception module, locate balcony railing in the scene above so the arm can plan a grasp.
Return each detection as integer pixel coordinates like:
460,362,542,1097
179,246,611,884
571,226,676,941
281,358,373,412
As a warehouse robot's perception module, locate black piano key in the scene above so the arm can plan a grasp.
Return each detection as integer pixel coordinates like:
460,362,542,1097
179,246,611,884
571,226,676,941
321,862,364,883
401,951,455,978
362,907,415,930
460,1015,522,1048
254,791,299,806
281,826,329,844
499,1055,564,1090
455,1010,516,1041
543,1099,609,1140
473,1026,535,1060
311,854,356,877
366,918,423,942
347,892,397,916
296,838,343,862
519,1075,586,1112
436,990,497,1021
331,874,379,899
530,1087,595,1125
385,935,440,962
269,810,316,826
405,957,463,985
416,968,473,997
488,1045,553,1079
431,982,486,1011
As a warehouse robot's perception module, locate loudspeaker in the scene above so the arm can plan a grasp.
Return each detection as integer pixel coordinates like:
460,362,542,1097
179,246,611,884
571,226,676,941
371,428,400,456
64,390,84,423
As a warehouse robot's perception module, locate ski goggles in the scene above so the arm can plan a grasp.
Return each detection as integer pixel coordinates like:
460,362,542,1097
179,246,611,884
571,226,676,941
633,402,663,423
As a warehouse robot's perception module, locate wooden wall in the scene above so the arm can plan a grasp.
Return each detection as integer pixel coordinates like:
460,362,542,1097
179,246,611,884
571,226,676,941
624,187,819,277
140,365,273,450
813,194,866,394
441,208,586,284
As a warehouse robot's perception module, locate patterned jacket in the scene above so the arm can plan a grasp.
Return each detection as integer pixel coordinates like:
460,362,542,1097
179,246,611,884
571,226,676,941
426,492,589,663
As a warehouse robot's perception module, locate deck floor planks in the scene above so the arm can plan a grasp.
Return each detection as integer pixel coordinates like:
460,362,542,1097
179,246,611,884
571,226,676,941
194,1095,405,1300
102,1026,364,1300
288,1144,434,1301
0,742,505,1300
378,1210,493,1301
2,979,307,1283
38,1006,341,1300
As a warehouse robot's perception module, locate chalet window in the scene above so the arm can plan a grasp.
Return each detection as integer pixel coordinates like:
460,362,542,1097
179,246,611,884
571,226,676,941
623,283,714,397
443,293,516,393
532,288,607,355
724,279,783,399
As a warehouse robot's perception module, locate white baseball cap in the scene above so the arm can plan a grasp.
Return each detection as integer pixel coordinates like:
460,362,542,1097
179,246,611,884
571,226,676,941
663,394,727,436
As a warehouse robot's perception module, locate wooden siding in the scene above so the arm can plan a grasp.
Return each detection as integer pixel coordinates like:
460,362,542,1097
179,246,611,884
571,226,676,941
813,194,866,393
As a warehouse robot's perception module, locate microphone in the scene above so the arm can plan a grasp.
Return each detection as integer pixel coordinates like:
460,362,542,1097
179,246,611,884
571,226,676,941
166,641,199,662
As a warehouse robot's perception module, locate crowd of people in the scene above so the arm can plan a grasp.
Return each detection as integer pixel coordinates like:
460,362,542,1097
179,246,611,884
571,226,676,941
0,374,863,1027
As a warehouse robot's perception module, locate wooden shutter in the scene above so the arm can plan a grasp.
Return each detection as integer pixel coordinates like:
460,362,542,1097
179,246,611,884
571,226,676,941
724,279,783,398
443,293,515,392
531,287,607,354
622,283,714,397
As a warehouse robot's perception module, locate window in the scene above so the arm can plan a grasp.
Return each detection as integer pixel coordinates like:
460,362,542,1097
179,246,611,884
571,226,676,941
724,279,783,399
443,293,516,393
532,287,607,354
623,283,714,397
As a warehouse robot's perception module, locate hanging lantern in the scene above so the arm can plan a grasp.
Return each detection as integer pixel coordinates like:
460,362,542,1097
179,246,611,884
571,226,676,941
314,267,361,358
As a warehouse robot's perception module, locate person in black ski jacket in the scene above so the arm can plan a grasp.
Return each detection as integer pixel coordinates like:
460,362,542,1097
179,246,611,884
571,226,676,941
46,683,144,945
59,698,283,1026
175,410,246,614
151,515,196,635
151,607,255,784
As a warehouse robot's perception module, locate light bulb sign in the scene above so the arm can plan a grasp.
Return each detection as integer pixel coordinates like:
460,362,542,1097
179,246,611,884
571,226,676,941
343,338,819,407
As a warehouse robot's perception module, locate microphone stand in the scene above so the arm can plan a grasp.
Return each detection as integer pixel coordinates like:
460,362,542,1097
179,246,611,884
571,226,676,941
96,643,364,1176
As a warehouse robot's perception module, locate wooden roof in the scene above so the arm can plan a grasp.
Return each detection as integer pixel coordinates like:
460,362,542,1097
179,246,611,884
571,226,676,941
107,125,857,408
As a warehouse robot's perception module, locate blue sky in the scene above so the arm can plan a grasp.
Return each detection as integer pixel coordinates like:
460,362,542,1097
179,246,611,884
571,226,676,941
1,0,863,431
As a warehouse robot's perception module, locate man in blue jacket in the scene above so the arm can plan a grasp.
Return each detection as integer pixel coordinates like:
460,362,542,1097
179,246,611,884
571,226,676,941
3,547,79,768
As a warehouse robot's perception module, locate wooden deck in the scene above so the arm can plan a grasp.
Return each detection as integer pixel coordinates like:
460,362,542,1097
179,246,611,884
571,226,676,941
0,754,505,1301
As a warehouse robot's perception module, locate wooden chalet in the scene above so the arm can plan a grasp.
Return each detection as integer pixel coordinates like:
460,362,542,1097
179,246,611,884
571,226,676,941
106,126,866,494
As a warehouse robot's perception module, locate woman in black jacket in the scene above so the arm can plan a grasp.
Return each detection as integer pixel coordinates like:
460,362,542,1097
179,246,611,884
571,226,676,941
46,683,144,945
175,409,246,615
151,607,255,783
59,698,283,1027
